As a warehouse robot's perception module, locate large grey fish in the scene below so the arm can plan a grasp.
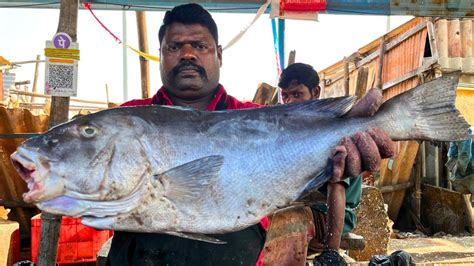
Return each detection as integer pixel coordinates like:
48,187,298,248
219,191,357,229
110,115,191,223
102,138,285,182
10,73,470,243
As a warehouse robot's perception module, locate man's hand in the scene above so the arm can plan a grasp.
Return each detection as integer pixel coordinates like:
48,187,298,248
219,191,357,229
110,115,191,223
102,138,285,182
331,88,396,182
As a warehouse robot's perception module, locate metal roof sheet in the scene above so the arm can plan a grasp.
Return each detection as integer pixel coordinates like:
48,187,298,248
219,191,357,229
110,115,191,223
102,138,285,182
0,0,472,16
436,18,474,73
0,56,12,66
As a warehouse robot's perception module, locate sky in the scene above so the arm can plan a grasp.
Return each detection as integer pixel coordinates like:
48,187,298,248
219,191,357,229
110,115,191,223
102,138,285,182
0,7,412,104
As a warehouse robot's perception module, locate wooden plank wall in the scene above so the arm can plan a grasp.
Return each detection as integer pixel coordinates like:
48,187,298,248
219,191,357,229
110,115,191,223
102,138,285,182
0,107,48,237
377,25,428,222
319,18,430,223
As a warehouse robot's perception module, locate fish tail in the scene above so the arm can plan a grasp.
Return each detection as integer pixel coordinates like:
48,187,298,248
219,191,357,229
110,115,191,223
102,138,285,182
377,72,470,141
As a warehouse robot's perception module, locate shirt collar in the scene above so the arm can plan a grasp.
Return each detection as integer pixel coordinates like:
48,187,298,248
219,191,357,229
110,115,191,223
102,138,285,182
151,85,228,111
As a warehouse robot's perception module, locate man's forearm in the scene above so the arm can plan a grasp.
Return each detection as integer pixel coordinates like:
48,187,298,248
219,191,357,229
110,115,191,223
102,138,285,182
326,182,345,250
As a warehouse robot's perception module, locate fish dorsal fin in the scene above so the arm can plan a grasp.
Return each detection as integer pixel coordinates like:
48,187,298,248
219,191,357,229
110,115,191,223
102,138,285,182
164,231,226,244
155,156,224,203
272,96,356,118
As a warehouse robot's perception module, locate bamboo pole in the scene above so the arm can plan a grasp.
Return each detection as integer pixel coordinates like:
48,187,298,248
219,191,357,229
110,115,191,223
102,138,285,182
38,1,78,265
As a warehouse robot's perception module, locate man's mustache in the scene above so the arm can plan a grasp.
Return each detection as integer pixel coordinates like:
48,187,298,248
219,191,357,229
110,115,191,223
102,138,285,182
171,61,207,80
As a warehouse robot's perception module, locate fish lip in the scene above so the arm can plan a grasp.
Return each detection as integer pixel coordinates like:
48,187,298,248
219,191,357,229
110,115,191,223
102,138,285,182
10,147,52,203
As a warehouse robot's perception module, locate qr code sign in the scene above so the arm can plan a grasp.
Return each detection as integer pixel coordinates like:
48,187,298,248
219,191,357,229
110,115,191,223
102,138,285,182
45,59,78,97
48,64,74,89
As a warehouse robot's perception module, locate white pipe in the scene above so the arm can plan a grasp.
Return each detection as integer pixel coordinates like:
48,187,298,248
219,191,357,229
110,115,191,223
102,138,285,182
386,15,391,32
122,10,128,102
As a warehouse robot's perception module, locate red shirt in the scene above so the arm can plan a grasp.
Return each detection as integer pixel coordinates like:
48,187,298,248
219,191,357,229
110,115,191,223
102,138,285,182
122,85,268,265
122,84,260,111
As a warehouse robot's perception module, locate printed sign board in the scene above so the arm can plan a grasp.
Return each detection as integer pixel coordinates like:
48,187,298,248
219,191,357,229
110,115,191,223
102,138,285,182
44,33,79,97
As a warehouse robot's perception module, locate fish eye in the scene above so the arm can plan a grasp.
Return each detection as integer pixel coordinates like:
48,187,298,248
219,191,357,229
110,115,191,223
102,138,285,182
79,125,98,138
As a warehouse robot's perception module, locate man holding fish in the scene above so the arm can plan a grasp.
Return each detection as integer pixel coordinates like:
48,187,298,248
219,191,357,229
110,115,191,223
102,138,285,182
109,4,392,265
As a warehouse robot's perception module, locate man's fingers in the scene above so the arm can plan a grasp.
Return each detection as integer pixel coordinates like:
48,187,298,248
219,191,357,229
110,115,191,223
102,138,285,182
367,128,396,158
346,88,383,118
331,145,347,183
332,128,393,179
353,131,381,172
340,137,361,177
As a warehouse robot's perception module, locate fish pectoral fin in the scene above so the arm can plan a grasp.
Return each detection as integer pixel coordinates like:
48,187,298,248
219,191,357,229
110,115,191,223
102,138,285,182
296,160,333,201
165,231,227,244
156,155,224,202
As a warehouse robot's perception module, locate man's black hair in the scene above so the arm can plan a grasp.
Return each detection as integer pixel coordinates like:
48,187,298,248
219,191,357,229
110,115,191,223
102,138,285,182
158,3,218,44
278,63,320,91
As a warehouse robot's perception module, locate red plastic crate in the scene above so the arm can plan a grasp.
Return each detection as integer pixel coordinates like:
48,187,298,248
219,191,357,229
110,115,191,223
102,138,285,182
31,214,113,264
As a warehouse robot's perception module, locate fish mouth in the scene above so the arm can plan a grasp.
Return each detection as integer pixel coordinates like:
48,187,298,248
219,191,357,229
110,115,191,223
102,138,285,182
10,147,52,203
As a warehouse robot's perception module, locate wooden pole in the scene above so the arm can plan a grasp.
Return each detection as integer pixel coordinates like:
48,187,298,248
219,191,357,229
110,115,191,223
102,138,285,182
343,57,350,96
413,147,422,221
0,199,35,209
0,70,3,105
10,89,108,105
287,50,296,66
31,54,41,103
136,11,150,99
354,66,369,100
377,35,387,90
38,1,78,265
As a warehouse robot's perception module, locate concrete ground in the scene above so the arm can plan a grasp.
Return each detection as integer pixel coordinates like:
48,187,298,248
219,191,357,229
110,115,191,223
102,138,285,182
308,234,474,265
388,235,474,265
